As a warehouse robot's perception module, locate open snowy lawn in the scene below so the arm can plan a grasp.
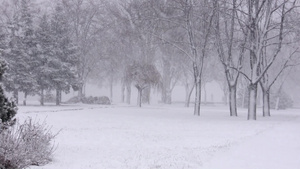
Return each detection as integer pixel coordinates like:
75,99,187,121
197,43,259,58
15,104,300,169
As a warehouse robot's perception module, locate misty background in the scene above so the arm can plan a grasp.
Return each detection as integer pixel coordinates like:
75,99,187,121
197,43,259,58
0,0,299,112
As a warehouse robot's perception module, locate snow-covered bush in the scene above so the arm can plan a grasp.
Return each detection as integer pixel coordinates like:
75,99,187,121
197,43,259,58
66,96,82,103
0,118,58,169
67,96,111,105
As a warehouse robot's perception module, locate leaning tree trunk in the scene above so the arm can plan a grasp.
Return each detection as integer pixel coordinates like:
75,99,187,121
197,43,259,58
248,83,258,120
185,83,194,107
229,85,238,116
40,88,44,106
194,78,201,116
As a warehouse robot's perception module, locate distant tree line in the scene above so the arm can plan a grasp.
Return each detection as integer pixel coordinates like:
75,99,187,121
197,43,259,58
0,0,299,120
0,0,78,105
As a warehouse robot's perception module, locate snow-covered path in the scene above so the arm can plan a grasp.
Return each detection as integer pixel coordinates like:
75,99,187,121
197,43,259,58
16,104,300,169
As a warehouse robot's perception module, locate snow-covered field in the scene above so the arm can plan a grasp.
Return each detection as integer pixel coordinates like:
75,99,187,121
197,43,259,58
15,104,300,169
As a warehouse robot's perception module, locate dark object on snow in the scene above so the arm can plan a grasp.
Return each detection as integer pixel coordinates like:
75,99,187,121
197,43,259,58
67,96,111,105
0,60,17,125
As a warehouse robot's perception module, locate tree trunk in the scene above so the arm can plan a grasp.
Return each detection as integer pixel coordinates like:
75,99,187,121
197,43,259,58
194,79,201,116
23,91,27,106
185,83,194,107
56,89,60,106
257,85,262,107
109,78,113,103
166,89,171,104
13,89,18,105
229,85,237,116
142,87,150,104
78,83,84,99
161,87,166,103
203,84,207,105
40,88,44,106
262,89,271,116
121,82,125,103
59,90,62,103
137,88,142,107
126,84,131,104
248,83,258,120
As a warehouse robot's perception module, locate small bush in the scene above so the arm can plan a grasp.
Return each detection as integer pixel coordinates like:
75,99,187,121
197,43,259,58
95,96,111,105
66,96,81,104
66,96,111,105
0,118,58,169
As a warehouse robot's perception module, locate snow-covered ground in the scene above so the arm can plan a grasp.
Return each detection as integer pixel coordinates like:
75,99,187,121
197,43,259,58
15,104,300,169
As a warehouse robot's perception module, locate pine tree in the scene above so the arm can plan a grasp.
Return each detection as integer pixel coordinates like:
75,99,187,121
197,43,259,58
36,14,54,106
3,0,39,105
18,0,39,105
50,2,79,105
3,15,24,104
0,59,17,125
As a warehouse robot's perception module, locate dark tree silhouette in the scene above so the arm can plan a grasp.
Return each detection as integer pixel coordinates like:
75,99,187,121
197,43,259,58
125,62,161,107
0,59,17,125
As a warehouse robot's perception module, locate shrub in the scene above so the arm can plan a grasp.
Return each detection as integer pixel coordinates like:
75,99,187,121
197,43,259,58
66,96,111,105
66,96,81,104
0,118,58,169
96,96,111,105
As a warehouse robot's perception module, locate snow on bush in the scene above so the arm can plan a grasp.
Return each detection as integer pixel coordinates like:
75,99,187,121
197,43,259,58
0,118,58,169
67,96,111,105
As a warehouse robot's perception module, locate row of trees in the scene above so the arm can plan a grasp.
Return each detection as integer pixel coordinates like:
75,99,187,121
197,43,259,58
0,0,78,105
0,0,299,120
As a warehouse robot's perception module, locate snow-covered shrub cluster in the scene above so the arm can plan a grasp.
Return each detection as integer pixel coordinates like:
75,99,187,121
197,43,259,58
67,96,111,105
0,118,58,169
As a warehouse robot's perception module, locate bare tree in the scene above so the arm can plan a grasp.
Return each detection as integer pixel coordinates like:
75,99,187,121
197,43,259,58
148,0,216,115
62,0,105,99
214,0,247,116
124,62,161,107
236,0,296,120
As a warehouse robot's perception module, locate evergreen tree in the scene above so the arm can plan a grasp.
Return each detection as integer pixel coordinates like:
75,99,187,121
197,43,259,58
0,59,17,125
36,14,54,106
18,0,39,105
3,0,39,105
3,15,24,104
50,2,79,105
